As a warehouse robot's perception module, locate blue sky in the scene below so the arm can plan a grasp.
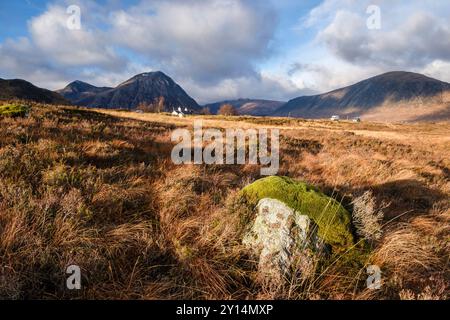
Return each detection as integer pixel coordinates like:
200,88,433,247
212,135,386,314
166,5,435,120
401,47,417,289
1,0,449,103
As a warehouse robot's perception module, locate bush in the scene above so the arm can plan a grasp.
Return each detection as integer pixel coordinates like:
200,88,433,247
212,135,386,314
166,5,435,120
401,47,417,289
218,104,238,116
351,191,385,241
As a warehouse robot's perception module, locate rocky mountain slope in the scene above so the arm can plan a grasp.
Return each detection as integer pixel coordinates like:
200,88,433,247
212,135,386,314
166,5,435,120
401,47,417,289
56,81,112,104
274,71,450,121
58,71,200,111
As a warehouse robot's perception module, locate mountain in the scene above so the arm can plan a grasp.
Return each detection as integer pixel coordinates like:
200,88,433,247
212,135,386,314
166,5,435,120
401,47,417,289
274,71,450,121
0,78,69,105
58,72,200,111
204,99,285,116
56,81,112,104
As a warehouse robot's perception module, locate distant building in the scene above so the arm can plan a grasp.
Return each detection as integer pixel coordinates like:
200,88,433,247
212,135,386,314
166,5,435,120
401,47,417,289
352,117,361,123
330,115,340,121
172,106,194,117
172,108,185,118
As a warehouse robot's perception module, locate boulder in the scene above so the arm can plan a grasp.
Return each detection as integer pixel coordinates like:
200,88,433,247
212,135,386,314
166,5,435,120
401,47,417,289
240,176,355,284
243,198,324,283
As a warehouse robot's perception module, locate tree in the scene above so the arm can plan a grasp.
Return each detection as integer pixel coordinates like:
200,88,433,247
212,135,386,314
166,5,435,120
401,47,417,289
156,96,165,113
137,101,154,113
200,107,211,115
218,104,238,116
136,96,165,113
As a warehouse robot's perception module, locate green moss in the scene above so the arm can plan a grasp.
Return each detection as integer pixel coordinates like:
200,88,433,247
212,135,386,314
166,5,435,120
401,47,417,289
240,176,354,250
0,104,30,117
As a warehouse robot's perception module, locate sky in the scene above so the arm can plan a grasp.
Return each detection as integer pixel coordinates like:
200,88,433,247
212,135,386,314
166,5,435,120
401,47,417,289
0,0,449,104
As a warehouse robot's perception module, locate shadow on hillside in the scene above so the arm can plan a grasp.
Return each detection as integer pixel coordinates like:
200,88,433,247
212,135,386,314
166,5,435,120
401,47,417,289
411,107,450,122
58,107,123,123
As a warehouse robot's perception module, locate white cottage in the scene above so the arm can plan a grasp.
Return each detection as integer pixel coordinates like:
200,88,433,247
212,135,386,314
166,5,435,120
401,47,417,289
172,108,185,118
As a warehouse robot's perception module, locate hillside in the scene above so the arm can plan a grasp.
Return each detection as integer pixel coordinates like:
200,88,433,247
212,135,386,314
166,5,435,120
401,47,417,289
0,78,69,105
204,98,285,116
274,71,450,121
56,81,112,104
58,71,200,111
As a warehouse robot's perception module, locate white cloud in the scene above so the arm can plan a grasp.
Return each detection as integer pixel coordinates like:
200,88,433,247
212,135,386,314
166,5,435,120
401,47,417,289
421,60,450,83
319,10,450,69
0,1,127,89
281,0,450,93
1,0,449,103
28,5,124,69
1,0,298,102
308,0,450,69
109,0,277,84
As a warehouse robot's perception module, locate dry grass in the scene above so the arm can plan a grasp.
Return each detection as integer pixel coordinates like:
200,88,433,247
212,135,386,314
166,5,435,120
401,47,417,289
0,102,448,300
351,191,386,241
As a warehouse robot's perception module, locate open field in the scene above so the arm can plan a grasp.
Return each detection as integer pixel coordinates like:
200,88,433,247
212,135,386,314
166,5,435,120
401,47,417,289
0,103,449,299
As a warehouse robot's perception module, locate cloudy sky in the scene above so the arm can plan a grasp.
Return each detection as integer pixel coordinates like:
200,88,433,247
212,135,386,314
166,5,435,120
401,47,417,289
1,0,449,104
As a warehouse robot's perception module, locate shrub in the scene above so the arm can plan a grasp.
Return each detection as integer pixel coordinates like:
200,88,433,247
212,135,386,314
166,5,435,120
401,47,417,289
351,191,385,241
218,104,238,116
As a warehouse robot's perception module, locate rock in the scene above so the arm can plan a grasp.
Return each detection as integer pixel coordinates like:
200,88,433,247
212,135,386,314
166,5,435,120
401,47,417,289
241,176,354,250
243,198,323,284
240,176,355,285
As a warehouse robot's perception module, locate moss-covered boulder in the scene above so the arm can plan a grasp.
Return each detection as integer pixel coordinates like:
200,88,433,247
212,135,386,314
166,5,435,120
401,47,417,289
240,176,354,251
243,197,324,284
0,104,30,118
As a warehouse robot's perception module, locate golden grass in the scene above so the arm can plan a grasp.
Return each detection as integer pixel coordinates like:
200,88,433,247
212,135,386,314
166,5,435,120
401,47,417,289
0,103,448,300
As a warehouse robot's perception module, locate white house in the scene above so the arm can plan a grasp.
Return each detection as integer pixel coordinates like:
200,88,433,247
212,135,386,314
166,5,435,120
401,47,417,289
330,115,340,121
172,108,185,118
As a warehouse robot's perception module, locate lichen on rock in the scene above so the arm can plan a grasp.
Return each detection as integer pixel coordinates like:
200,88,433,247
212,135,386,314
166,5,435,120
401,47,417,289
239,176,356,286
243,198,323,284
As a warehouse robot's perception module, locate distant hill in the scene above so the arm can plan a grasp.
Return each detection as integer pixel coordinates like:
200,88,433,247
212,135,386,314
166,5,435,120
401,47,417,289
274,71,450,122
204,99,285,116
56,81,112,104
0,78,69,105
58,72,200,111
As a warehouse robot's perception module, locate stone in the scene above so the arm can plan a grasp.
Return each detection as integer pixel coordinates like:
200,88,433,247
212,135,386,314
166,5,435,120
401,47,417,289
241,176,354,250
243,198,323,284
240,176,355,286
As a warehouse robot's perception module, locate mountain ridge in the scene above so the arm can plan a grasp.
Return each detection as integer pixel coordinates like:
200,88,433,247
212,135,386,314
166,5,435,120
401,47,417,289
204,98,285,116
274,71,450,120
0,78,69,105
58,71,200,111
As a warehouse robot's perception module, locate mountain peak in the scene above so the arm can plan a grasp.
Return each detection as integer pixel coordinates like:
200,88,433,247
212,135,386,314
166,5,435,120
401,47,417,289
118,71,174,88
274,71,450,121
366,71,446,83
64,80,98,91
132,71,171,80
139,71,166,77
59,71,200,111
